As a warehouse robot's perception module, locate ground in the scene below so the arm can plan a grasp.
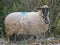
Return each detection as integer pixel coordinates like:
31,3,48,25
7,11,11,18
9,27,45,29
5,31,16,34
0,37,60,45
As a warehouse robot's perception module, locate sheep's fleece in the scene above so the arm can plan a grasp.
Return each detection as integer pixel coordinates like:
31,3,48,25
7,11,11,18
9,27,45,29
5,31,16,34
5,11,49,37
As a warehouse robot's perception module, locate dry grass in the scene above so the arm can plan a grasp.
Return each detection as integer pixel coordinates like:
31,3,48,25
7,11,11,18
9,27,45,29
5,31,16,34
0,38,60,45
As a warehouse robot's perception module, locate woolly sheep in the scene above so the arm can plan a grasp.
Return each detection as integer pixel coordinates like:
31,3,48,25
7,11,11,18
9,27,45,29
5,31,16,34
4,5,50,41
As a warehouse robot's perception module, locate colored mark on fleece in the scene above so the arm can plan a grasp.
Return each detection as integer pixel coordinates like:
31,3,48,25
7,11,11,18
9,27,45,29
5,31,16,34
21,12,27,15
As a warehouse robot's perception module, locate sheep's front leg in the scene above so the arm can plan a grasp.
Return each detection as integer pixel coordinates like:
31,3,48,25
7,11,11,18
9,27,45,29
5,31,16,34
35,35,40,42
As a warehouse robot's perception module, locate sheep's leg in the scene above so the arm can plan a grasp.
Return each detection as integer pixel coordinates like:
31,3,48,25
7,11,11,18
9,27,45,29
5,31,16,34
7,36,11,43
28,35,34,40
41,32,46,38
8,37,9,41
35,35,40,42
14,34,17,42
14,34,16,42
44,33,46,38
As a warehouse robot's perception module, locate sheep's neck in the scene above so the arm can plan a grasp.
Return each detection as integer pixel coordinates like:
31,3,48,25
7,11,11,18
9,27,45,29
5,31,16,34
38,10,43,17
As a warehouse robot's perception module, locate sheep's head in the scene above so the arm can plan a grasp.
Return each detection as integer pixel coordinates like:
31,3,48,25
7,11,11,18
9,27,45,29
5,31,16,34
37,5,50,24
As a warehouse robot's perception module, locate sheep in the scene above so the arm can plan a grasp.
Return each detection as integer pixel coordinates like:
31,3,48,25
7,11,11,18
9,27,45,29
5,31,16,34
4,5,50,42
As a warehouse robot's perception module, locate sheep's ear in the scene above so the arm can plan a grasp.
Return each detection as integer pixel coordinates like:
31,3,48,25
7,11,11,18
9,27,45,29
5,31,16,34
37,7,42,10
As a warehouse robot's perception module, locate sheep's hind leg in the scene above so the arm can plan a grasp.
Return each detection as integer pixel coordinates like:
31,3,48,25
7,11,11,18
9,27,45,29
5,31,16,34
7,37,9,41
7,36,11,43
13,34,17,42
